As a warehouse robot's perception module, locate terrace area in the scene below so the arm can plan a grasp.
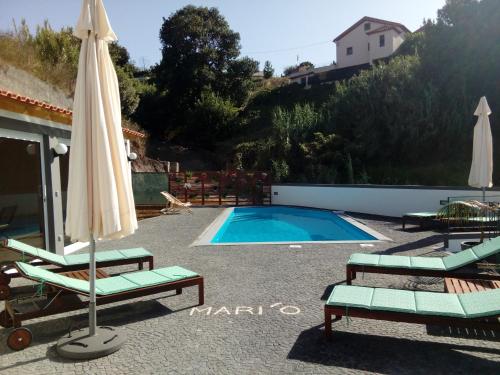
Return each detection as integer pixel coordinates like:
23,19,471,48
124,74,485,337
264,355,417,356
2,207,499,374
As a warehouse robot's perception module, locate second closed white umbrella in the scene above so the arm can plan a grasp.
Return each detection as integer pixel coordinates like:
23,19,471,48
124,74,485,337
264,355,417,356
468,96,493,201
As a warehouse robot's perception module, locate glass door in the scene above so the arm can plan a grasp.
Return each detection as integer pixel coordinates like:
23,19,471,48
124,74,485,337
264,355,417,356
0,129,47,248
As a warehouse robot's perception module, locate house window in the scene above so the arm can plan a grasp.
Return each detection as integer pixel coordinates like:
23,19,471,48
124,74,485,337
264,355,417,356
379,34,385,47
364,23,371,31
346,47,353,55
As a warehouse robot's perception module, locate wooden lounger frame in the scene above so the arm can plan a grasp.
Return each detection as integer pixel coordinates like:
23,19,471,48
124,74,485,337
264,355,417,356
0,265,204,331
346,263,500,285
324,305,500,339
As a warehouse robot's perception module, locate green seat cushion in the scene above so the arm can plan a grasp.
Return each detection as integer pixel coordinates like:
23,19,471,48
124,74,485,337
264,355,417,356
7,239,67,265
327,285,500,319
409,256,446,270
327,285,374,309
442,249,478,270
414,291,465,317
370,288,416,313
347,253,380,266
63,248,152,266
119,248,151,258
378,255,411,268
15,262,90,293
153,266,198,281
458,289,500,318
6,239,152,267
16,262,198,296
95,276,138,295
348,236,500,271
470,237,500,259
121,270,171,287
348,254,413,268
95,250,127,262
63,253,92,265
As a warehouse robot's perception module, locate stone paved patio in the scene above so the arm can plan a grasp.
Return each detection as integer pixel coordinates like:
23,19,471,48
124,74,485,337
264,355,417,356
1,207,499,374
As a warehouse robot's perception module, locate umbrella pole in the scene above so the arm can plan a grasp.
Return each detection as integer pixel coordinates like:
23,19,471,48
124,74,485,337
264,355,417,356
482,187,486,203
56,234,126,359
89,236,96,336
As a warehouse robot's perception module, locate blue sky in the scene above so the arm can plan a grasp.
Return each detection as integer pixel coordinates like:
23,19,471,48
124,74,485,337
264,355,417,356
1,0,446,74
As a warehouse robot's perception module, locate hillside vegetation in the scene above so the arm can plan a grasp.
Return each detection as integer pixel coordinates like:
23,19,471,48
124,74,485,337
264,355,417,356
2,0,499,186
231,0,500,185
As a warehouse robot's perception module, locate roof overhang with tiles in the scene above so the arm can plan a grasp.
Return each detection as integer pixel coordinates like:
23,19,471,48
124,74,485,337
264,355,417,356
333,16,411,42
0,89,145,139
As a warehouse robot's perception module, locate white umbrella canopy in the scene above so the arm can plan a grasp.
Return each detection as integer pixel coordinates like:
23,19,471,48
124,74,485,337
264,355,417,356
66,0,137,242
59,0,137,359
468,96,493,195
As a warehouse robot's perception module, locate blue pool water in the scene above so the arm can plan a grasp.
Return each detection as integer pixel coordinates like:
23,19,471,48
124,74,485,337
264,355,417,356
211,206,377,244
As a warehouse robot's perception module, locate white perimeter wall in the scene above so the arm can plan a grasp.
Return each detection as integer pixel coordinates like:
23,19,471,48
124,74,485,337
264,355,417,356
271,185,499,218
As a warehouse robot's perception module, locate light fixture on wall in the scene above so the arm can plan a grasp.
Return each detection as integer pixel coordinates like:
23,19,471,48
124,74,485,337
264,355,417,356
52,141,68,158
127,152,137,161
26,143,38,156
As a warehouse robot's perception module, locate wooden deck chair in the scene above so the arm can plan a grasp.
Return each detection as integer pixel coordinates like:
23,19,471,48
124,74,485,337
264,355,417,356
160,191,193,214
0,239,154,300
324,285,500,339
1,261,204,350
346,236,500,285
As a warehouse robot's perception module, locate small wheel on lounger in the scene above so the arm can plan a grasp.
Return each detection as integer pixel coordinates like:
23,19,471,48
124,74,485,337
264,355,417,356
0,284,11,300
7,327,33,351
0,310,13,328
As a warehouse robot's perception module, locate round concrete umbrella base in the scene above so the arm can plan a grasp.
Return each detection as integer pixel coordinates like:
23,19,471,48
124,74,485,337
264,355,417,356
56,326,126,360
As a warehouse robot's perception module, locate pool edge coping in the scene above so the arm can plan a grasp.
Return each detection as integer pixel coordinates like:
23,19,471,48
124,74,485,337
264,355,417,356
190,206,392,247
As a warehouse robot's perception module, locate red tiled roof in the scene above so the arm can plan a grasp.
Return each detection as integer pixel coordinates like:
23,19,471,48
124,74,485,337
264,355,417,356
333,16,411,42
123,127,146,138
0,89,72,115
0,89,145,138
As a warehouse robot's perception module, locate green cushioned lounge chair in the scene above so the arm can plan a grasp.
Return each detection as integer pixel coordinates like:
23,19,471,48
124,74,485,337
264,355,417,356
402,212,438,230
324,285,500,338
2,262,204,350
346,236,500,284
0,239,154,299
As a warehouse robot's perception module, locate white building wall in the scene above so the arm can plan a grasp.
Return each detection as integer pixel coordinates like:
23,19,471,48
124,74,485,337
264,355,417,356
336,21,385,68
368,30,398,62
393,32,406,51
271,185,496,218
336,22,408,68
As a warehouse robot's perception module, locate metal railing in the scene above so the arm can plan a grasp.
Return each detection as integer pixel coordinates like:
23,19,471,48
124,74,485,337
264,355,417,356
168,171,271,206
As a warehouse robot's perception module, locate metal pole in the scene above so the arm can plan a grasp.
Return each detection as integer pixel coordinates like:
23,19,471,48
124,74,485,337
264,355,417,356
482,187,486,202
89,236,96,336
88,0,97,338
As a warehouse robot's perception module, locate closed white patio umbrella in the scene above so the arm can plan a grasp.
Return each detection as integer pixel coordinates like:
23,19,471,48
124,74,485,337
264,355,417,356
468,96,493,201
58,0,137,359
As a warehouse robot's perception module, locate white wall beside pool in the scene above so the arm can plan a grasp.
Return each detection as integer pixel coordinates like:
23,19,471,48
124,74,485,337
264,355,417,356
271,185,499,218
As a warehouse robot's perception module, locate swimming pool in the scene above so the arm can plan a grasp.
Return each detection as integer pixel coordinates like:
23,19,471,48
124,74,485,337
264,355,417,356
193,206,389,245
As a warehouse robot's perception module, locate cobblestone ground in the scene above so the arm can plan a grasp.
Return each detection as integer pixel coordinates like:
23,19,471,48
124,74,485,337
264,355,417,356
1,207,499,374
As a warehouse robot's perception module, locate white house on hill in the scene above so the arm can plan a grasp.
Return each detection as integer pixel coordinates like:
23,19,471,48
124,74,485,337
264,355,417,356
334,16,410,69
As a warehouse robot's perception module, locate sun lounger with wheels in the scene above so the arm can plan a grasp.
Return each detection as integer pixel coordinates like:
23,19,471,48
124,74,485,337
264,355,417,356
324,285,500,339
0,239,154,300
346,236,500,284
1,261,204,350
